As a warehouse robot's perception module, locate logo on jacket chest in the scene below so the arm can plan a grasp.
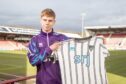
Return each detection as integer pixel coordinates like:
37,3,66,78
38,43,43,47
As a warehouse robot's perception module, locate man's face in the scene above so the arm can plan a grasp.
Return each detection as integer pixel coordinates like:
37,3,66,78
40,16,55,32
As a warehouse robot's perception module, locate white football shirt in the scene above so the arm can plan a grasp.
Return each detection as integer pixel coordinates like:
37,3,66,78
54,36,109,84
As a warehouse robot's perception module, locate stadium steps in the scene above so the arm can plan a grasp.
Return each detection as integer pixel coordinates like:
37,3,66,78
0,40,26,50
0,40,15,50
102,34,126,50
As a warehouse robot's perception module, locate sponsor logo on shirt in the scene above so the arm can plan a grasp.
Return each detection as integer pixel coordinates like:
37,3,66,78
38,43,43,47
74,55,90,67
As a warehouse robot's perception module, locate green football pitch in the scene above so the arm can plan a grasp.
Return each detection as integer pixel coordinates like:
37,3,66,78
0,50,126,84
0,50,27,81
106,50,126,84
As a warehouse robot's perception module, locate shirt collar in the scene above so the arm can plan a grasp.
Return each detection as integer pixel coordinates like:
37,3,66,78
40,28,54,36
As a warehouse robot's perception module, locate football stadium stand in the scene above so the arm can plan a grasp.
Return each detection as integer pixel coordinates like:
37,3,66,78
0,40,26,50
0,25,39,50
85,25,126,50
1,25,126,50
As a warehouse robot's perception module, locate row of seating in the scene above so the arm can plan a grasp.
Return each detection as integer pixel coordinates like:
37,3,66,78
97,33,126,50
0,40,26,50
1,33,126,50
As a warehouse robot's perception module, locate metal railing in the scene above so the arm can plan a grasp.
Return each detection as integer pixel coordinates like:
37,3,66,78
0,75,35,84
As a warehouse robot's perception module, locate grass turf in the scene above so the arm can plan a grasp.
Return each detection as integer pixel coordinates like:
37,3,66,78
106,50,126,84
0,50,27,80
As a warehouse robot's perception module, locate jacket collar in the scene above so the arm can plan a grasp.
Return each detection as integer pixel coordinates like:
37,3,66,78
40,28,54,36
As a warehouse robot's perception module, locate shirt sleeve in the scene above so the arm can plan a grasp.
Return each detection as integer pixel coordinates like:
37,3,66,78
27,37,52,66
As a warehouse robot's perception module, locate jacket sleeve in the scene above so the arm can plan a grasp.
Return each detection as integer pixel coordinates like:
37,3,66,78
59,34,70,41
27,37,52,66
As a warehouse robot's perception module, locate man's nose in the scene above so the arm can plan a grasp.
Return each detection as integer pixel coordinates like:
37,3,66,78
45,21,50,24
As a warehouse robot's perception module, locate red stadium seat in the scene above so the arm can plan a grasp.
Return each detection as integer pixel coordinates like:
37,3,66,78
0,40,26,50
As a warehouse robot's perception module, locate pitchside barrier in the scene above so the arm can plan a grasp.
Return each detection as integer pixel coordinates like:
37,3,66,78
0,75,35,84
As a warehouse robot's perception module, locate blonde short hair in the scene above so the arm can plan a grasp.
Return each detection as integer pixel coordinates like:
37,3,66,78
41,8,56,19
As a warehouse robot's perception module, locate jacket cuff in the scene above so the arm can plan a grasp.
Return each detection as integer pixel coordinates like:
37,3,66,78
45,47,52,56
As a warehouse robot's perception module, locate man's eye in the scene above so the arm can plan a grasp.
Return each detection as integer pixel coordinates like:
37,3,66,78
43,19,47,21
48,20,53,22
43,19,53,22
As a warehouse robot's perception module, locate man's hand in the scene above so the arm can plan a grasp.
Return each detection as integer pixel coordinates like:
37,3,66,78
49,42,61,51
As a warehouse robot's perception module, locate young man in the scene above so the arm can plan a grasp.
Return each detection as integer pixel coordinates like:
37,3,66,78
27,8,68,84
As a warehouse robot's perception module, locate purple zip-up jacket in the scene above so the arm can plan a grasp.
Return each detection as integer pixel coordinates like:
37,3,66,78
27,30,68,84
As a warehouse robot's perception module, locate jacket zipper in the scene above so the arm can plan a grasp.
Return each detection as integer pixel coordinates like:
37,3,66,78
47,33,49,47
43,33,50,62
